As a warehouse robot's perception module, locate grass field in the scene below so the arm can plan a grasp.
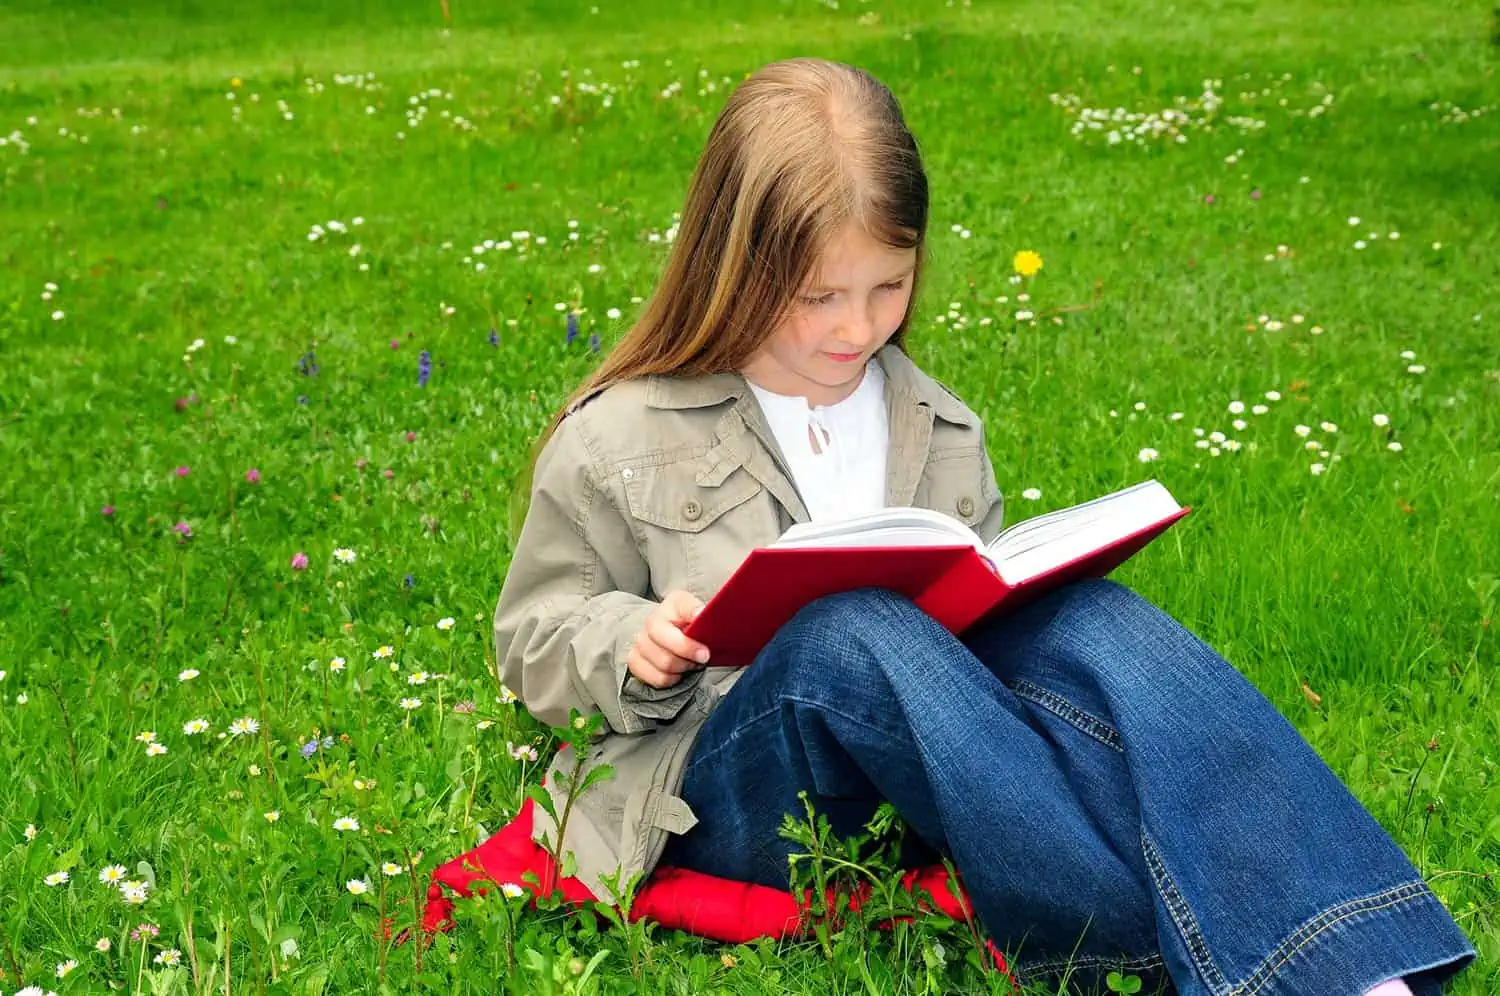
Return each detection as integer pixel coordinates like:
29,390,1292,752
2,0,1498,992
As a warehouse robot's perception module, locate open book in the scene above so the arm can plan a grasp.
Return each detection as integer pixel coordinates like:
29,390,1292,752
684,480,1190,669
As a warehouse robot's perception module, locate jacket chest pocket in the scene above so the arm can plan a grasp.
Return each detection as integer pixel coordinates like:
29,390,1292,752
620,457,771,600
921,444,998,528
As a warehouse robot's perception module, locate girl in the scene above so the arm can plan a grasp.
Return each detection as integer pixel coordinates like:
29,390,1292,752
494,58,1474,994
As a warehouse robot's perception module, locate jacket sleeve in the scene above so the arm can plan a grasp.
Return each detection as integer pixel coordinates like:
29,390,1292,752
494,413,704,736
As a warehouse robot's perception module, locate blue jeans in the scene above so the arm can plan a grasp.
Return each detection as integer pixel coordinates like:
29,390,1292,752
660,582,1475,994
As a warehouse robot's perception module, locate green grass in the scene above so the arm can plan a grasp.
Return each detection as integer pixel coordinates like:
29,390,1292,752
2,0,1498,992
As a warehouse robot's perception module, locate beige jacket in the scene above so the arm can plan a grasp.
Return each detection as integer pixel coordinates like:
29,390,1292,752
493,344,1005,898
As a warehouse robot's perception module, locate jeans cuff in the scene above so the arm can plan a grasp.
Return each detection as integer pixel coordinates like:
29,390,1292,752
1235,881,1476,996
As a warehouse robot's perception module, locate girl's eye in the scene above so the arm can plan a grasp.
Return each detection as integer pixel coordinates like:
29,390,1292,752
800,281,903,306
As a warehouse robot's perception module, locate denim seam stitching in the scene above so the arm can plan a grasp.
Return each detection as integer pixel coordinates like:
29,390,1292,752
1231,880,1436,996
1142,830,1233,995
1009,678,1124,752
1016,950,1165,982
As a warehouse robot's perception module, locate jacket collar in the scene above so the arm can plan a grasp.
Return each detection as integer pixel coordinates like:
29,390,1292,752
643,344,974,427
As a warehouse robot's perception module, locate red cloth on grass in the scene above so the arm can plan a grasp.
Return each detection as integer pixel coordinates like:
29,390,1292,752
420,798,1012,982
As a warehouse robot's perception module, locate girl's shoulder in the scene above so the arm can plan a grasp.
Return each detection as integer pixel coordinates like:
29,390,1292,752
552,372,733,467
879,345,980,429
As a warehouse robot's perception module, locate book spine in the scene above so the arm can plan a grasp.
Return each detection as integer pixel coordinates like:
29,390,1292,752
914,550,1013,635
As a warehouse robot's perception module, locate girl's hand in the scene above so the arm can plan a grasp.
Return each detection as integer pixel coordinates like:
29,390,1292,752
627,589,711,689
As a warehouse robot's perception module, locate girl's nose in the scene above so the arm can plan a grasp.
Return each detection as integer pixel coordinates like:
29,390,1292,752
843,307,877,348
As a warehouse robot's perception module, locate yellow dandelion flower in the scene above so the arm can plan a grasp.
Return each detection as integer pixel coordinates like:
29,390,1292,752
1012,250,1043,277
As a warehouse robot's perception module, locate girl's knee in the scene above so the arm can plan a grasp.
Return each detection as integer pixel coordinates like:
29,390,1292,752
1047,579,1163,636
763,588,929,688
785,587,926,640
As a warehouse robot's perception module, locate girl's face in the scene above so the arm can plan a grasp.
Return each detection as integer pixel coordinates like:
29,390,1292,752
741,220,917,407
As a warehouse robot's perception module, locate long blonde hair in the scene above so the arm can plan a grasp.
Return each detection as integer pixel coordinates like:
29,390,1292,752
539,57,930,450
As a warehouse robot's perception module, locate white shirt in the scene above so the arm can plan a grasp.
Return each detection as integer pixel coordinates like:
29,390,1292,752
744,357,889,523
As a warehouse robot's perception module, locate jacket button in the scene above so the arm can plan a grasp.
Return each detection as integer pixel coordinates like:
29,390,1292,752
682,500,702,521
957,496,975,518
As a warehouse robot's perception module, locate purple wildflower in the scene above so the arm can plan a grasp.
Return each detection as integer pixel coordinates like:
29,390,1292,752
300,739,318,758
566,310,579,344
403,573,416,589
1249,188,1261,200
290,551,309,570
173,521,192,539
101,505,115,517
1203,194,1216,205
175,465,191,478
418,349,432,388
488,328,499,347
453,700,476,714
588,332,600,353
130,923,160,942
389,338,400,350
245,467,261,484
297,349,319,377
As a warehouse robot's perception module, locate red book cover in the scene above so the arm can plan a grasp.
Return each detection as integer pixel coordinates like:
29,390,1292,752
685,506,1190,669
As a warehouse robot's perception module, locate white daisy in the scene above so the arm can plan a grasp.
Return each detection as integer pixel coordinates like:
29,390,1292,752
1021,488,1042,501
501,883,525,899
435,617,455,631
183,718,209,735
346,878,370,895
1136,448,1159,463
333,548,357,564
146,743,167,756
99,864,128,887
228,717,260,737
382,862,403,876
399,697,422,711
44,871,70,886
178,668,200,681
333,816,360,832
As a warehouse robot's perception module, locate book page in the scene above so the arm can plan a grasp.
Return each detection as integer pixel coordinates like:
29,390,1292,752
772,506,984,555
988,481,1181,584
